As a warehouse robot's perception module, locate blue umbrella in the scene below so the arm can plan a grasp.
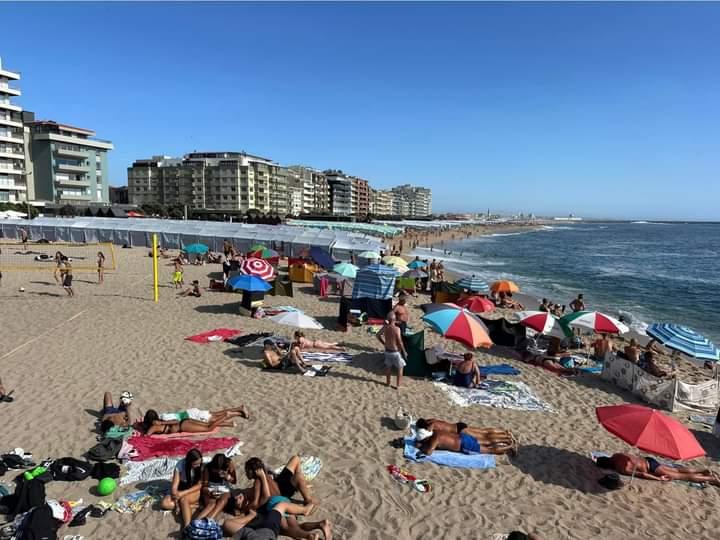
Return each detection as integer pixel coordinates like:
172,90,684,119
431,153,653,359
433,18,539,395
352,264,398,300
646,323,719,362
184,243,209,254
408,260,428,269
227,274,271,292
309,246,336,270
455,275,490,293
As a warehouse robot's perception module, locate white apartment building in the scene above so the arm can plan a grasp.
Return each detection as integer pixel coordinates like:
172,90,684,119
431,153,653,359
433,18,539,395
0,58,27,203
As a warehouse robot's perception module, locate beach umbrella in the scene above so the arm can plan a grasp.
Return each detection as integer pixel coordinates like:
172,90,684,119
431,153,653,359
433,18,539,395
490,280,519,294
240,258,275,281
382,255,407,267
358,250,380,260
561,311,629,335
457,296,495,314
421,306,493,349
309,246,336,269
515,310,565,334
402,269,427,279
646,323,719,362
333,262,359,278
249,244,267,253
596,404,705,461
408,260,428,269
420,302,461,314
455,276,490,294
183,243,209,254
269,311,323,330
385,261,409,273
227,274,272,292
248,247,279,260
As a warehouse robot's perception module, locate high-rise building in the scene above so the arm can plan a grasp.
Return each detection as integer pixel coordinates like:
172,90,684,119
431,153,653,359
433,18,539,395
390,184,432,217
370,188,393,215
288,166,329,214
128,151,286,213
0,58,27,203
288,184,303,216
351,176,370,216
325,170,352,216
26,120,113,204
109,186,129,204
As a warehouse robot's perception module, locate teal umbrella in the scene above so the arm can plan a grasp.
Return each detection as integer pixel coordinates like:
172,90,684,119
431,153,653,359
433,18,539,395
333,262,359,278
184,243,209,254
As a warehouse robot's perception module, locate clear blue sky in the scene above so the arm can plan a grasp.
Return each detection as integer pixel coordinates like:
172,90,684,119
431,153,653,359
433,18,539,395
2,2,719,219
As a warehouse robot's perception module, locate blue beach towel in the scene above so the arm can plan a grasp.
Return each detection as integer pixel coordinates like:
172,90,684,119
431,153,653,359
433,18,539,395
404,437,496,469
479,364,520,376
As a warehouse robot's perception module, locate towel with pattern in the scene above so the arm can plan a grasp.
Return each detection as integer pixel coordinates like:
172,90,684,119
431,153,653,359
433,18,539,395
434,380,554,412
123,435,240,461
301,351,353,364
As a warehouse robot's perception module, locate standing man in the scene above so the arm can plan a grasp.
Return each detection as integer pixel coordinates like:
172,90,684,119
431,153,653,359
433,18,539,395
392,293,410,335
569,293,585,312
19,228,28,251
376,312,407,389
62,257,75,297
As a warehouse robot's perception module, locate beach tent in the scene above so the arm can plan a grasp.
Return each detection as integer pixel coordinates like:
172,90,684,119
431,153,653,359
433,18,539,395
402,330,427,377
352,264,398,300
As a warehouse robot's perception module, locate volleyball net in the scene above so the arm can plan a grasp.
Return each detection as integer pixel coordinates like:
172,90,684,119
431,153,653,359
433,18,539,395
0,242,117,272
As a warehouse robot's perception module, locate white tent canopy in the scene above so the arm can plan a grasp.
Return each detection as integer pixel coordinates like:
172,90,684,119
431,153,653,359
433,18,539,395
0,217,386,257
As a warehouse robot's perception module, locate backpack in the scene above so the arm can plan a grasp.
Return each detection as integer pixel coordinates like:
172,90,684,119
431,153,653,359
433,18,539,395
90,462,120,480
86,439,121,462
50,458,92,482
183,518,223,540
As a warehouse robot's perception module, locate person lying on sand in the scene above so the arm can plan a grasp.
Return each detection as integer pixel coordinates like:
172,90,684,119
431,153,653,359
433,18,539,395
160,405,250,424
595,454,720,486
293,331,344,352
415,425,517,457
225,502,326,540
141,406,248,436
159,448,204,528
262,339,309,374
100,390,134,428
519,338,579,377
416,418,518,454
452,352,483,388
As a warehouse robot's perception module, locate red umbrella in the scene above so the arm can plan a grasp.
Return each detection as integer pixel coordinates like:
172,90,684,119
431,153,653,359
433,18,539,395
596,404,705,461
456,296,495,314
240,257,275,281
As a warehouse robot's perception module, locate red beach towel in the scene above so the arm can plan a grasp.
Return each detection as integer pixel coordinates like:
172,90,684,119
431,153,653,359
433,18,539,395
127,435,239,461
185,328,241,343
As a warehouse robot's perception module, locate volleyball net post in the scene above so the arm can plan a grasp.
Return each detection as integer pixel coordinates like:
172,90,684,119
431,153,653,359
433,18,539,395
152,233,159,303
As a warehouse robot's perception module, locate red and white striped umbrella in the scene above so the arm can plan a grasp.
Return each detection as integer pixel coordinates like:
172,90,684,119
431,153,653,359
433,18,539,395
241,257,275,281
515,310,563,334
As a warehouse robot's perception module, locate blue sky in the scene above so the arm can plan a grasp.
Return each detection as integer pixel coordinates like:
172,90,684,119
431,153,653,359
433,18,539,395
2,2,719,219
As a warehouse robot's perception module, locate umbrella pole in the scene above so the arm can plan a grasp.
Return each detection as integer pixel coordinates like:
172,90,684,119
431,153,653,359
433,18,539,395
630,459,637,485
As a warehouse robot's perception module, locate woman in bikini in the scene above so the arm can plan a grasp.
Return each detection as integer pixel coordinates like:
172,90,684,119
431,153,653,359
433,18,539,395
159,448,204,528
142,406,249,436
293,331,344,352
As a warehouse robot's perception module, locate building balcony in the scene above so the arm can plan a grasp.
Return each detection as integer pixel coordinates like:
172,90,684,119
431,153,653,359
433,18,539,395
55,162,89,173
0,134,23,144
0,177,27,191
0,117,23,128
0,101,22,112
54,146,88,158
55,176,90,187
0,150,24,160
0,84,21,97
59,191,92,201
0,165,25,175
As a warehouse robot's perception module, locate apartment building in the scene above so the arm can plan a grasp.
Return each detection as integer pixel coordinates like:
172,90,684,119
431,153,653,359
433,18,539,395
128,151,287,213
287,165,330,214
390,184,432,217
325,170,352,216
0,58,27,203
370,188,393,215
26,120,113,204
351,176,370,216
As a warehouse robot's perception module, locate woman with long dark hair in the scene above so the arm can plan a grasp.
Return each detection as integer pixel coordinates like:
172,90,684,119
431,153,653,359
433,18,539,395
197,453,236,522
159,448,204,527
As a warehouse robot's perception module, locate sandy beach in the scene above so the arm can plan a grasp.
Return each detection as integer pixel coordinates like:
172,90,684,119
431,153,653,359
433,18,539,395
1,241,720,540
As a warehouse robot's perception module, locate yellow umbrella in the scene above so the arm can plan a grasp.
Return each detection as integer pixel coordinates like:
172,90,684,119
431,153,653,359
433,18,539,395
490,280,520,293
382,255,407,267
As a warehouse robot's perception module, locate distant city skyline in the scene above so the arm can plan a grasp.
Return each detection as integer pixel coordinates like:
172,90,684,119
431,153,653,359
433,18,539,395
2,2,719,219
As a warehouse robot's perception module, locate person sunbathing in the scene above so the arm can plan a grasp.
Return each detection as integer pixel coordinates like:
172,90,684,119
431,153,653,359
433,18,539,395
519,339,579,377
416,418,517,455
224,502,325,540
262,339,309,373
159,449,204,528
293,331,344,352
197,454,236,522
639,351,668,378
595,454,720,486
160,405,250,424
415,427,516,457
100,391,134,428
142,408,245,436
452,352,483,388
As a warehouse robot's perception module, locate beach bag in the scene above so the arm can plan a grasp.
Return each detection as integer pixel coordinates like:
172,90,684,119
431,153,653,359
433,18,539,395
90,462,120,480
183,518,223,540
50,458,92,482
9,478,46,516
86,438,121,462
394,407,413,431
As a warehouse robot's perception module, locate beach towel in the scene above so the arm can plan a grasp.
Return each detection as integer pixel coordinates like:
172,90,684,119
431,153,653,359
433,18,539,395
479,364,520,376
247,335,290,348
185,329,241,343
403,437,496,469
590,451,706,489
124,435,240,461
120,457,182,486
300,351,353,364
113,487,164,514
689,414,716,426
434,381,554,412
227,332,273,347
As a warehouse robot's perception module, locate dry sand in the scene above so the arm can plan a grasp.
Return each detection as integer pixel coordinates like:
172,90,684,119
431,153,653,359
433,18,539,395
1,244,719,540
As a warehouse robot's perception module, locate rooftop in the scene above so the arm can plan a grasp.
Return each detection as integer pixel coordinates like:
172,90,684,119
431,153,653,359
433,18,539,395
28,120,96,136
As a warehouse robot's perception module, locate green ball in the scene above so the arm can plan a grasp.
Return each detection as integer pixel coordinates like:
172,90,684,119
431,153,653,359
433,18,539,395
97,477,117,496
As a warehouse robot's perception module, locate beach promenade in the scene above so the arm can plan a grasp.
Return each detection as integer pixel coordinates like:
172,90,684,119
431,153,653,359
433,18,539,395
1,242,719,540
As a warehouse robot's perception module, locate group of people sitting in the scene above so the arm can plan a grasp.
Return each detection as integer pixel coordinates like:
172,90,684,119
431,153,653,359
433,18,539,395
159,451,332,539
262,331,344,375
618,338,670,378
538,298,566,317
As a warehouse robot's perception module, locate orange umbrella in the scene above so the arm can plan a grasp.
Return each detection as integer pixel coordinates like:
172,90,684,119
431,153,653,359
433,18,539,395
490,280,519,294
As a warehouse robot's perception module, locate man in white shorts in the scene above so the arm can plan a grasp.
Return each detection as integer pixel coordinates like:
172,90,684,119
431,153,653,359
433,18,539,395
376,312,407,389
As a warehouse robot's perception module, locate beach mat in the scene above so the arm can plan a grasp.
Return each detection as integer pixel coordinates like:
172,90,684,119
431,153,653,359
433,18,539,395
434,380,554,412
403,437,496,469
479,364,520,376
186,328,242,343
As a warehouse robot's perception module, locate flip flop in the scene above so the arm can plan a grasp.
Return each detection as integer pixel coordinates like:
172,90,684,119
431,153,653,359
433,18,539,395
413,479,432,493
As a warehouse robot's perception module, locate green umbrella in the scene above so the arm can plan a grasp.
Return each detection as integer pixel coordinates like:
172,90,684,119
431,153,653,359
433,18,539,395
184,243,209,254
333,262,359,278
249,244,267,253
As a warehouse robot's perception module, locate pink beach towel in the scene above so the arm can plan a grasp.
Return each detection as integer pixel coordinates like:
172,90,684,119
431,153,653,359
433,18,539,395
126,435,240,461
185,328,241,343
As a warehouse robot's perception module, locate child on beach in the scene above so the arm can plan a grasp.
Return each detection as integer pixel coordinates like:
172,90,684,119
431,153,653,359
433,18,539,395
172,258,184,288
62,258,74,297
180,280,202,297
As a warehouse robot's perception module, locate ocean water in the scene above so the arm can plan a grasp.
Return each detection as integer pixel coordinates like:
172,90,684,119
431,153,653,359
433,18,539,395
411,222,720,344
